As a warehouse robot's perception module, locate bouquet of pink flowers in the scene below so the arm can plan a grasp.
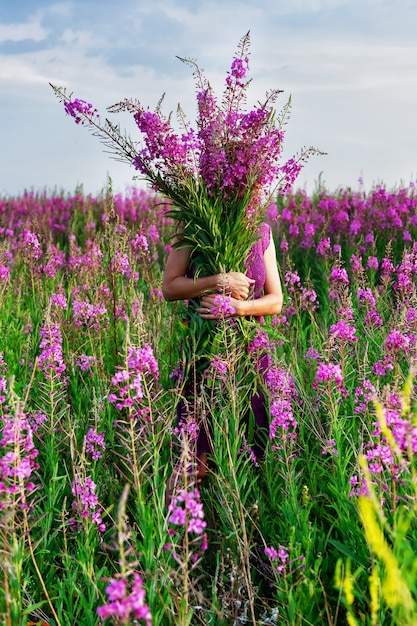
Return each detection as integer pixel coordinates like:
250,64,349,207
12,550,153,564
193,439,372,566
51,32,321,280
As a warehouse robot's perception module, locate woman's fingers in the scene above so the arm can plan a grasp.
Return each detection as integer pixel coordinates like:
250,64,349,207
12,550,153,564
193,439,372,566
225,272,255,299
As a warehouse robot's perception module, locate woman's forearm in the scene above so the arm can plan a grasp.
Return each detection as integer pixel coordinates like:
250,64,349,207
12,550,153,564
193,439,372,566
234,293,283,317
162,274,220,301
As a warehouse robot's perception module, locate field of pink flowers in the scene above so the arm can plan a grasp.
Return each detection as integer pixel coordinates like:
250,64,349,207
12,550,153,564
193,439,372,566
1,181,417,625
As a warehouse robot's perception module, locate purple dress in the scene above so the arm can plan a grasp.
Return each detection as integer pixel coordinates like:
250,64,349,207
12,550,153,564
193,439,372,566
179,222,272,461
245,222,271,300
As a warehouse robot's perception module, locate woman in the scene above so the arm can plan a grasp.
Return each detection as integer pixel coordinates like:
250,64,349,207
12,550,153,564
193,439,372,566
162,221,283,483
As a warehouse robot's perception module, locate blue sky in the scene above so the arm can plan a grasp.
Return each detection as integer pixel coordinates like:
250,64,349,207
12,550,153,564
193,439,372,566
1,0,416,196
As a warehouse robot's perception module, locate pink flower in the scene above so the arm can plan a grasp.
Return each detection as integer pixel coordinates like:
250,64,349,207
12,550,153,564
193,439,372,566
64,98,99,125
97,572,151,625
85,428,106,460
0,410,39,508
329,266,349,286
71,475,105,532
367,256,379,270
329,319,358,344
211,294,235,317
264,545,293,575
168,487,207,537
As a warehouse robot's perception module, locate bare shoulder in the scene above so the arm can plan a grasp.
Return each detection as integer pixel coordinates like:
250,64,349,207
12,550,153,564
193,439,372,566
163,241,191,279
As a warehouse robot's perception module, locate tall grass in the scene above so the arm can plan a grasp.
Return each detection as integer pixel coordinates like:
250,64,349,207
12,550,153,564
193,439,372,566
1,180,417,625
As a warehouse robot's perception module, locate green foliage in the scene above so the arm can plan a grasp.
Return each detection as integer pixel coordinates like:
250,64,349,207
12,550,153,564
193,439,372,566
2,185,417,625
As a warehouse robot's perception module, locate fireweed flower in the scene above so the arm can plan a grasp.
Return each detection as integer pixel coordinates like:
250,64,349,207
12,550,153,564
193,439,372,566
42,244,67,278
370,331,413,376
248,328,271,354
109,344,159,412
167,487,208,565
71,475,105,532
109,251,132,277
384,329,411,355
405,307,417,325
50,291,68,310
337,306,354,322
28,410,48,433
169,364,184,385
357,287,376,308
284,270,318,314
239,437,259,467
354,380,376,415
372,360,394,377
365,308,383,328
0,263,11,283
285,270,301,292
0,410,39,509
266,203,278,221
300,222,317,249
97,571,151,625
328,319,358,345
367,256,379,271
0,355,7,406
279,159,303,194
350,254,363,274
130,233,150,258
316,237,331,257
321,439,339,456
168,487,207,535
69,242,104,274
38,320,66,380
264,545,304,576
205,355,228,383
329,266,349,286
301,288,318,312
313,361,347,397
328,265,350,301
22,230,43,262
64,98,99,125
364,232,375,246
84,428,106,460
228,55,250,81
72,298,109,333
211,294,235,317
350,394,417,497
381,257,395,279
150,288,164,303
265,366,298,444
173,407,200,445
393,253,416,295
304,347,320,363
75,353,97,372
114,300,128,322
148,224,160,243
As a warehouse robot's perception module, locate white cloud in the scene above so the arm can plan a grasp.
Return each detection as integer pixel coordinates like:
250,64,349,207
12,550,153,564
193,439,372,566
0,16,48,42
0,56,51,85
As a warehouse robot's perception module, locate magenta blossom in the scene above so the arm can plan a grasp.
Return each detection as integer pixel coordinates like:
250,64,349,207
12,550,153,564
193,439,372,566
168,487,207,536
329,319,358,344
64,98,99,125
211,294,236,317
97,572,151,625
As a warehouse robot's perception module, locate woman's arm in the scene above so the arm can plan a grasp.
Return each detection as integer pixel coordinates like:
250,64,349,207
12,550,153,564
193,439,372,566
162,242,255,302
198,235,283,318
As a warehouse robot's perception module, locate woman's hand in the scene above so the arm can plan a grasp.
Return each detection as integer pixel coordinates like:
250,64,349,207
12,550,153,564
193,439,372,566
221,272,255,300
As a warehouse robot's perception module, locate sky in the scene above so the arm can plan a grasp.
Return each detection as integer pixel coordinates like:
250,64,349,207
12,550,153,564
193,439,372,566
1,0,417,198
